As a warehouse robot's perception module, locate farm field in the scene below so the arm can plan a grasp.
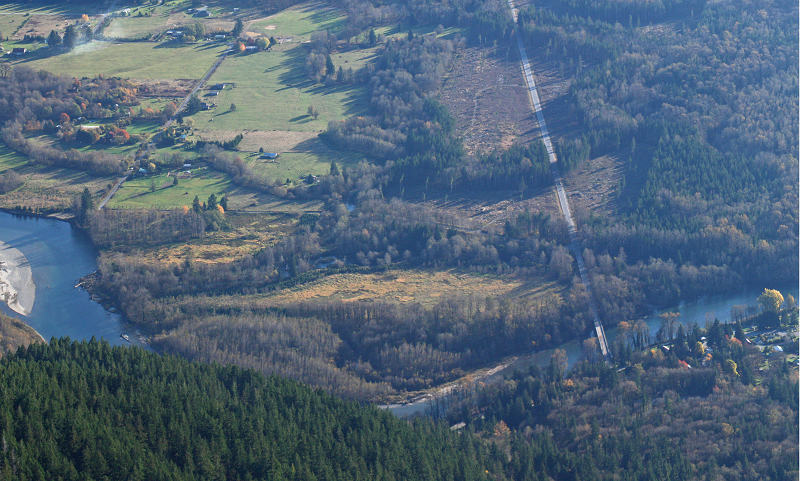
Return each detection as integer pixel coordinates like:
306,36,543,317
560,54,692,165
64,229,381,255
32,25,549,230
189,44,367,131
0,14,29,40
106,167,231,210
186,2,376,179
188,129,361,181
103,3,235,39
246,149,358,183
10,41,228,80
0,3,101,15
0,145,28,173
248,3,345,39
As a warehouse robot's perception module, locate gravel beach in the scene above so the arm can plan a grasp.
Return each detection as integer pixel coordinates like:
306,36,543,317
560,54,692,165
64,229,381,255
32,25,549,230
0,241,35,316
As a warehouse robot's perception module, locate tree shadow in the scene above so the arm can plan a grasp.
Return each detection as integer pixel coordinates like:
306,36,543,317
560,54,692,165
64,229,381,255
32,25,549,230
12,47,60,65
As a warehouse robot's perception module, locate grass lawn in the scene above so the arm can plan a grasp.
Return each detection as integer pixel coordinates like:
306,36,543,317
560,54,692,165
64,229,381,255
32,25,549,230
11,40,228,79
0,14,28,39
105,10,175,38
123,120,161,136
249,3,345,40
0,3,102,15
190,43,367,131
107,167,232,209
0,145,29,173
246,149,359,183
104,3,234,39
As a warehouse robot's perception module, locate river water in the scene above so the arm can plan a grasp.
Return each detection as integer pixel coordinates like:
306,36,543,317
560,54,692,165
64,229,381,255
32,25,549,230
0,212,147,349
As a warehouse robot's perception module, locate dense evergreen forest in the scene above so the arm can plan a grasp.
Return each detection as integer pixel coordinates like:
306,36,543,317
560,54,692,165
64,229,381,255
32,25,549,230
1,332,795,480
0,339,501,480
517,0,798,285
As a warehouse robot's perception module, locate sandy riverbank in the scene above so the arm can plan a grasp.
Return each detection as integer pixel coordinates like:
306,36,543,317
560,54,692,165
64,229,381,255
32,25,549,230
0,241,35,316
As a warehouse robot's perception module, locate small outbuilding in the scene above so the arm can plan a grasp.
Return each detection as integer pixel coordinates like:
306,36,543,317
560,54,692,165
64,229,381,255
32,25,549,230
260,152,279,160
211,83,225,90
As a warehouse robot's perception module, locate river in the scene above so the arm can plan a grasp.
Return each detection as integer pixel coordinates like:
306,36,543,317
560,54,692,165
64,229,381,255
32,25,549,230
0,212,147,349
0,212,794,415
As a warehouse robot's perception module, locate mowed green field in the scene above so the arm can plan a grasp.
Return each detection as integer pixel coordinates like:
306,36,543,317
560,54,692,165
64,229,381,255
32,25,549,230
11,41,228,79
186,2,373,179
249,3,344,39
0,3,96,15
190,46,368,131
0,145,28,173
245,148,360,184
107,168,231,209
0,14,28,39
104,1,234,39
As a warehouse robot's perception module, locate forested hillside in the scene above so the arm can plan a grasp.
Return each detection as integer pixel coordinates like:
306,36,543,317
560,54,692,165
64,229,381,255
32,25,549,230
518,0,798,285
0,339,500,480
439,317,799,481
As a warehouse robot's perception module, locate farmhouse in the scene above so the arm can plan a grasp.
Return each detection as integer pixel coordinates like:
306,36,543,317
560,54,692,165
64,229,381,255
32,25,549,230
245,45,257,51
260,152,279,160
11,48,27,55
215,34,226,40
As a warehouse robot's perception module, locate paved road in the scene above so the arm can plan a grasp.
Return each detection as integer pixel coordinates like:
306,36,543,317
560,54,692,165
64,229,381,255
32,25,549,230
96,175,127,210
508,0,611,361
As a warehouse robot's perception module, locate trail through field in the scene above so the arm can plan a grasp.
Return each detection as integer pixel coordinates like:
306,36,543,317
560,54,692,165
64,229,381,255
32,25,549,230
97,175,128,210
507,0,611,361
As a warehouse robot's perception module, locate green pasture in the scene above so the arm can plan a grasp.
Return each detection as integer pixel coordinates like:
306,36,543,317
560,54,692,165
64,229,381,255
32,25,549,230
245,148,360,184
104,3,232,39
0,14,28,39
249,3,345,40
10,41,228,79
104,10,174,38
0,144,28,173
123,120,161,136
0,3,98,15
190,43,368,131
108,167,231,209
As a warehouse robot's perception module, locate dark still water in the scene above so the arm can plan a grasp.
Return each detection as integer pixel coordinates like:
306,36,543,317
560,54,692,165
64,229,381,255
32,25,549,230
0,212,147,348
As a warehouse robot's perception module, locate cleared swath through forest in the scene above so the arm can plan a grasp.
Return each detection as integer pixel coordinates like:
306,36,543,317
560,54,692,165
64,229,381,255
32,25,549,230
507,0,611,361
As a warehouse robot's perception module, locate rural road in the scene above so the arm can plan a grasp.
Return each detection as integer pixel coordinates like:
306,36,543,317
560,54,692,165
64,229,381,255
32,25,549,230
96,175,127,210
161,46,232,133
508,0,611,361
138,45,230,158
